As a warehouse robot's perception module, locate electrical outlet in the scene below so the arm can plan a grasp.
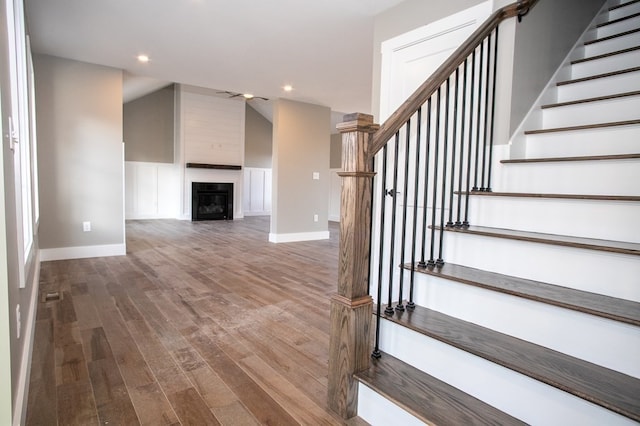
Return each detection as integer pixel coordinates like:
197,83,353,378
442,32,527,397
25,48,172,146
16,305,21,339
314,214,319,222
83,221,91,232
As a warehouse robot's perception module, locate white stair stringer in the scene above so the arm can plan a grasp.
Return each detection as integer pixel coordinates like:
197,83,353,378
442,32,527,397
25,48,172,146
441,231,640,302
408,271,640,378
465,196,640,243
378,320,638,426
523,123,640,157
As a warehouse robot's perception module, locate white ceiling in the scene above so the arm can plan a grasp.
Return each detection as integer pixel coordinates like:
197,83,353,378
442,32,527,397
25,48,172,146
25,0,406,116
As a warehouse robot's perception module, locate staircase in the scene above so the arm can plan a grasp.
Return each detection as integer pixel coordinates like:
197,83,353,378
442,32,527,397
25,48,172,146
355,0,640,424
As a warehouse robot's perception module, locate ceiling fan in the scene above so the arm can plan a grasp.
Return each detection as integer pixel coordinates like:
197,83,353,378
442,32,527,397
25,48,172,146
217,91,269,101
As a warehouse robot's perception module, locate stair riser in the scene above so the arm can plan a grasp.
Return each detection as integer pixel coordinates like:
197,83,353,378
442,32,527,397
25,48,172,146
571,49,640,78
609,1,640,20
597,14,640,38
357,384,424,426
584,31,640,56
441,232,640,301
408,273,640,377
524,125,640,157
377,321,637,425
494,159,640,195
466,197,640,243
542,95,640,128
556,70,640,102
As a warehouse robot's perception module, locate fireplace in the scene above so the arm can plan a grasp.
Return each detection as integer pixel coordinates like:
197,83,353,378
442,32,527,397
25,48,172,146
192,182,233,221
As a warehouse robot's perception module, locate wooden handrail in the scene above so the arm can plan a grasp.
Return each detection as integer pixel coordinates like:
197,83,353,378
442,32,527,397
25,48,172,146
368,0,539,158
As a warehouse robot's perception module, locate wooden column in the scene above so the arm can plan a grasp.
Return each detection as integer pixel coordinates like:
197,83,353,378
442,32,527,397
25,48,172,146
328,113,379,418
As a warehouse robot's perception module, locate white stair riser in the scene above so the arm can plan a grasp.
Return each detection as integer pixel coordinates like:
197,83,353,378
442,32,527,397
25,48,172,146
542,95,640,128
410,273,640,377
556,70,640,102
571,49,640,78
495,159,640,195
524,125,640,157
442,232,640,301
357,384,424,426
466,196,640,243
378,322,637,426
597,14,640,38
584,31,640,56
609,2,640,21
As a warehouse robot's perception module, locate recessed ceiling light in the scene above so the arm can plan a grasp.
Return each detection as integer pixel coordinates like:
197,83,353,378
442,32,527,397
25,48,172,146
283,85,293,92
137,54,150,63
243,93,254,99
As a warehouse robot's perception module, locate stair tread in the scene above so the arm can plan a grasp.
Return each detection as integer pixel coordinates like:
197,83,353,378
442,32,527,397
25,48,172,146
356,351,526,425
572,45,640,64
460,191,640,202
557,66,640,86
584,27,640,45
501,153,640,164
439,225,640,255
541,90,640,109
379,305,640,421
403,262,640,326
597,10,640,27
524,118,640,135
610,0,640,11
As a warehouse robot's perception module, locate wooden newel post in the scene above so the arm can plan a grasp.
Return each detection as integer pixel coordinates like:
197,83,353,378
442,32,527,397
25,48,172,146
328,113,379,418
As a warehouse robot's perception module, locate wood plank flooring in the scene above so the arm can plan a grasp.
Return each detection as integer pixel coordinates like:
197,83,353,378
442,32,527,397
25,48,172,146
26,217,367,425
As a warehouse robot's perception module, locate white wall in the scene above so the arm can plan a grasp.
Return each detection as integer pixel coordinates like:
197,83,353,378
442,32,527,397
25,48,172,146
243,167,272,216
125,162,179,219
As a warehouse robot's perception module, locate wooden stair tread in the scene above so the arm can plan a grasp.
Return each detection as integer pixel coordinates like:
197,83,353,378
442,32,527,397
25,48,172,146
459,191,640,202
584,27,640,45
610,0,640,11
380,305,640,421
438,225,640,255
501,153,640,164
355,351,526,425
402,262,640,326
597,11,640,27
541,90,640,109
572,45,640,65
557,66,640,86
524,118,640,135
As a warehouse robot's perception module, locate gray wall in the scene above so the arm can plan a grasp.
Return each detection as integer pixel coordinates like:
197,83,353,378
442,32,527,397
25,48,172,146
245,104,273,168
123,84,174,163
271,99,330,235
330,133,342,169
34,54,124,249
509,0,605,133
372,0,484,121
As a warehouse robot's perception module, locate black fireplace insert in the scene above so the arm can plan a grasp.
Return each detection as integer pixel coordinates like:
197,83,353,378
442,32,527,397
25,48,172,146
192,182,233,221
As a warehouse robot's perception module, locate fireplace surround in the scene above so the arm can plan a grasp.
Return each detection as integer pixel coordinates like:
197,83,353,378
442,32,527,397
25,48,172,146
192,182,233,221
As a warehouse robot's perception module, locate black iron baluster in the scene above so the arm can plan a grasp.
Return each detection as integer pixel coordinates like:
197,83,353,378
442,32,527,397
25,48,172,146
486,27,499,193
408,108,422,309
385,132,401,316
437,79,450,267
463,50,476,227
480,34,492,191
418,100,432,268
396,120,412,313
372,146,388,359
428,89,441,268
472,41,483,192
456,59,468,227
447,68,460,228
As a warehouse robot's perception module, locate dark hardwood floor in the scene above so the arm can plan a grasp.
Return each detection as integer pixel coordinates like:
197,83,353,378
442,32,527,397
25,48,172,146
26,217,368,425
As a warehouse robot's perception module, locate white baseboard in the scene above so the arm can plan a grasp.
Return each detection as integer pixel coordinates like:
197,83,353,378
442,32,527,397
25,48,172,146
13,253,40,426
268,231,330,243
328,215,340,222
125,213,178,220
243,211,271,217
40,243,126,261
